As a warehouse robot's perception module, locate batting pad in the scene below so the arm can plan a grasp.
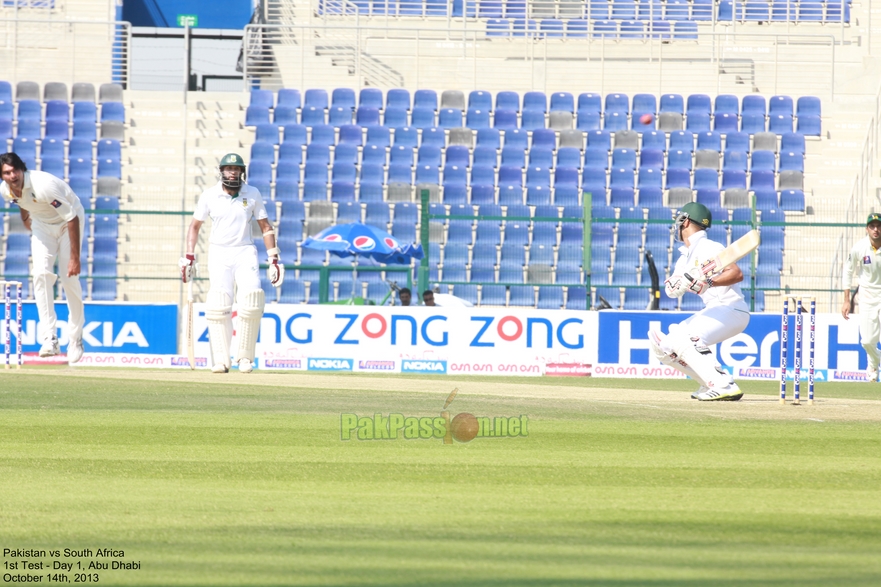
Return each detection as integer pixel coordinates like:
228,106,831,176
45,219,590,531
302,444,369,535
235,289,265,362
649,328,708,387
665,330,730,390
205,289,233,370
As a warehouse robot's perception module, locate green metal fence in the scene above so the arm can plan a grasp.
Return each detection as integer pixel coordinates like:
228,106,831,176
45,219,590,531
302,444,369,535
0,200,869,313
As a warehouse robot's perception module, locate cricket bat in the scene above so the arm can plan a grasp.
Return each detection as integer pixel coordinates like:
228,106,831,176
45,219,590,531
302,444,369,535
697,229,760,277
186,278,195,370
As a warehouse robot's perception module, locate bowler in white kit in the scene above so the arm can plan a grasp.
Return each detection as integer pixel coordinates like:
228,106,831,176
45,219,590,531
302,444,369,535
841,213,881,381
0,152,85,362
180,153,284,373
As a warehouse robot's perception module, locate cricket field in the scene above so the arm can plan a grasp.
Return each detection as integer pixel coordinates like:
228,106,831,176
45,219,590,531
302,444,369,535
1,368,880,586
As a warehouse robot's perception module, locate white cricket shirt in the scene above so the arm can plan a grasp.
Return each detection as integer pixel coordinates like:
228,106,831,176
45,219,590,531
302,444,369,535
842,236,881,304
0,170,84,225
673,229,749,310
193,182,268,247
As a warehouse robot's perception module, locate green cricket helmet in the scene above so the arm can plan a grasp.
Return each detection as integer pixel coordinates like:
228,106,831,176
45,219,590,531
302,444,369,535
674,202,712,241
219,153,246,189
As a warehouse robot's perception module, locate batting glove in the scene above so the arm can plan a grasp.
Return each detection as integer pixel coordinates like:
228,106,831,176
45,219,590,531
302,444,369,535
267,258,285,286
179,254,195,283
684,272,712,295
664,275,689,298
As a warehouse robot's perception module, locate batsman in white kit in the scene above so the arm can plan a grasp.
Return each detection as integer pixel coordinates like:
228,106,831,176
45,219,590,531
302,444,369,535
180,153,283,373
0,152,85,362
840,213,881,382
649,202,752,401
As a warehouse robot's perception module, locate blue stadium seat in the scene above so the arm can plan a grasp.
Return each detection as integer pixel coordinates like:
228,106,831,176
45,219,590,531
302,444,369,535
99,101,125,124
720,169,747,190
467,108,490,129
641,130,666,152
780,132,805,154
754,189,779,211
304,89,329,110
604,112,628,131
741,112,767,134
769,114,793,134
301,106,326,126
725,131,750,152
421,127,445,148
693,169,719,190
696,131,722,152
610,168,634,189
331,88,356,112
414,89,438,110
277,88,301,109
283,124,308,146
750,150,776,171
779,189,805,212
386,89,411,111
469,90,492,111
686,94,711,117
714,94,740,115
749,170,776,191
274,105,298,126
250,89,274,109
97,158,121,179
383,106,408,127
797,114,821,136
669,131,694,152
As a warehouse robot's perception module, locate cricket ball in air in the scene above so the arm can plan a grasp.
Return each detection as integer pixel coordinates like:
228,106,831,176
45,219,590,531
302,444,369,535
451,412,479,443
640,113,654,125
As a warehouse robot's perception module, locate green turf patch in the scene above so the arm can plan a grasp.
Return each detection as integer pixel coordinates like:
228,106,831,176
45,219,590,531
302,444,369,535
1,372,880,586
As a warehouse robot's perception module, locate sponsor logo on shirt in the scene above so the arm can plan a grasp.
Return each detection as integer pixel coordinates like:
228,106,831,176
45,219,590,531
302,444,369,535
50,199,61,208
241,197,248,207
864,255,872,265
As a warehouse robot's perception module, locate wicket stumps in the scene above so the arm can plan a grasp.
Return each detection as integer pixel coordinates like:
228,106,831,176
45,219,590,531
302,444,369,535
2,280,23,369
779,297,815,405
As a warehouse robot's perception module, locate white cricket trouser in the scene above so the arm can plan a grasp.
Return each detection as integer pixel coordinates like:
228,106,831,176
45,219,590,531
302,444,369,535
858,299,881,370
672,304,751,347
207,244,261,304
31,217,85,345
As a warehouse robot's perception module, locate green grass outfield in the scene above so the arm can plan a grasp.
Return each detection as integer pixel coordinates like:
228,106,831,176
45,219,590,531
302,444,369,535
1,370,880,586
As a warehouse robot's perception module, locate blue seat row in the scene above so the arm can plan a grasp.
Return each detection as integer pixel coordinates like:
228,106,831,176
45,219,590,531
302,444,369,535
249,89,821,119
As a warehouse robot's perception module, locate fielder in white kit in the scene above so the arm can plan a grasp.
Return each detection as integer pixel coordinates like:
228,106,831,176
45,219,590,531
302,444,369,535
180,153,284,373
0,152,85,362
840,213,881,382
649,202,751,401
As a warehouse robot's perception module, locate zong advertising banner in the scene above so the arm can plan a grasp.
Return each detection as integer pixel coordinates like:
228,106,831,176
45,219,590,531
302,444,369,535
190,304,600,376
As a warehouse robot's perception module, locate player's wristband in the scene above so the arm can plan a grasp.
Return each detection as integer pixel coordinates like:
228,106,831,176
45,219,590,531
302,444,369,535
267,247,280,258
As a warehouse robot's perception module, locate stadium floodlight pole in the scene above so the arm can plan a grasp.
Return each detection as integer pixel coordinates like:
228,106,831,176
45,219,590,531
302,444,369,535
418,187,430,297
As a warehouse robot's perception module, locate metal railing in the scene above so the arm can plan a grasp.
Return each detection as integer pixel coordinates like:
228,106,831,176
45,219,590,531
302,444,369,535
243,23,835,101
294,0,855,42
0,18,130,88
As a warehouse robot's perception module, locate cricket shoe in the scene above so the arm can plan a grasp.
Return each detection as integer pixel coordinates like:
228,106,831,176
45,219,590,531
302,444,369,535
39,336,59,357
237,358,253,373
691,386,708,399
211,363,229,374
696,384,743,402
691,373,732,399
866,366,878,383
68,339,84,364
